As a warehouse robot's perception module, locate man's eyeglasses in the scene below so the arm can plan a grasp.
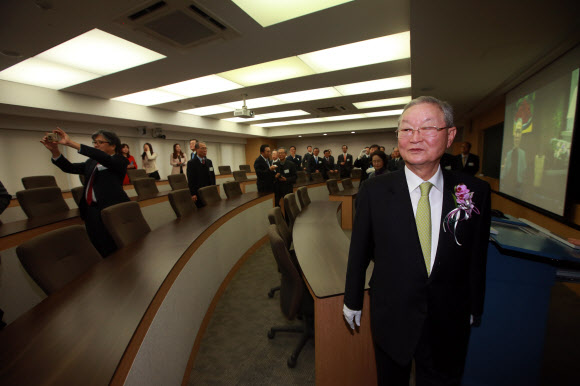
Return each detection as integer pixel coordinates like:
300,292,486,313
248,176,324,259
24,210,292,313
92,140,110,145
395,126,450,138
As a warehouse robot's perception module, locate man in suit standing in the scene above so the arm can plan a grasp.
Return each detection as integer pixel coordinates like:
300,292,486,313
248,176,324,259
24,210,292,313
343,96,491,385
42,127,130,257
301,145,313,171
189,138,198,160
355,144,379,182
287,145,302,168
254,144,277,193
387,147,405,172
322,149,333,179
338,145,353,178
273,147,297,207
307,147,325,178
187,141,216,208
453,142,480,175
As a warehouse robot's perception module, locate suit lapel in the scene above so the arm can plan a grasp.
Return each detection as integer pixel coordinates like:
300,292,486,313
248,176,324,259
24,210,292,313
430,171,456,279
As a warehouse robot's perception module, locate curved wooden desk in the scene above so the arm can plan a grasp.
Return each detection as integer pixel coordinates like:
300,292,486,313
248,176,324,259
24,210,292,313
292,201,376,385
0,192,274,385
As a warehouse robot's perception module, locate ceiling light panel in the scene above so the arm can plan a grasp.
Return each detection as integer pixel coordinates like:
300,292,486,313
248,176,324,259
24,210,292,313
298,31,410,73
37,29,165,75
326,113,366,121
0,58,100,89
336,75,411,96
261,110,310,119
364,109,404,117
232,0,354,27
113,89,185,106
353,96,412,109
180,105,234,116
218,57,315,86
274,87,342,103
160,75,243,98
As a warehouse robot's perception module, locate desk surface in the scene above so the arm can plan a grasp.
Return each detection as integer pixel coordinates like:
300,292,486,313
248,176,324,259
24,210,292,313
0,192,269,385
329,187,358,197
293,201,371,298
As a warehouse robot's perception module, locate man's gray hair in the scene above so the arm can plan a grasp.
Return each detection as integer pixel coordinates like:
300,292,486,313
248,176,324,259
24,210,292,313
277,147,286,153
398,96,454,128
195,141,206,150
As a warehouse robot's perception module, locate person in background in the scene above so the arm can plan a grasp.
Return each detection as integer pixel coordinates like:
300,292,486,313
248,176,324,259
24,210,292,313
338,145,353,178
186,141,216,208
273,147,297,207
322,149,333,179
287,145,302,168
440,152,455,171
142,143,160,180
387,147,405,172
453,141,480,175
379,145,386,153
302,145,313,171
170,143,187,175
367,150,388,179
41,127,130,257
355,144,379,182
308,147,325,178
328,149,336,171
254,144,277,193
189,138,198,160
121,143,137,185
271,149,279,163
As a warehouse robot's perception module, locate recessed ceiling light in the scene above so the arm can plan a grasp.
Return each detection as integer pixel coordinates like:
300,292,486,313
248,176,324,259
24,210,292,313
219,57,315,86
298,135,302,137
298,31,410,73
353,96,412,109
351,131,355,134
323,133,328,136
180,105,233,116
232,0,353,27
160,75,242,98
112,89,184,106
336,75,411,96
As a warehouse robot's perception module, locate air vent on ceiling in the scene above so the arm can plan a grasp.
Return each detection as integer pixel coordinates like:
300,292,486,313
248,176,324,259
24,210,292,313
117,0,239,49
316,105,347,114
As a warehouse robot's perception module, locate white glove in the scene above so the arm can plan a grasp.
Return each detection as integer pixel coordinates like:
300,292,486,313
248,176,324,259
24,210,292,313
343,304,361,330
366,167,375,174
358,149,367,159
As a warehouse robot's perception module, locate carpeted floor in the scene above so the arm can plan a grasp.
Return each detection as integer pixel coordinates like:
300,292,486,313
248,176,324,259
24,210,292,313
188,240,580,385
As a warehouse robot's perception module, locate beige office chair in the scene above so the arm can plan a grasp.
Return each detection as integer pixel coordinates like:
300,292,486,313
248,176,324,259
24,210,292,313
101,201,151,248
71,186,84,206
217,165,232,175
223,181,243,199
239,164,252,173
16,187,69,219
283,193,301,231
16,225,102,294
266,224,314,368
296,186,311,209
233,170,248,182
326,179,340,194
198,185,222,206
295,171,309,185
341,178,354,190
127,169,147,184
168,188,197,218
311,172,324,183
168,173,188,190
133,177,159,198
350,169,362,179
21,175,58,190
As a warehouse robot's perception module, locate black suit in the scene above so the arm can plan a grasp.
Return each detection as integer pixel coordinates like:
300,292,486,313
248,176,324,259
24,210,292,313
328,155,336,170
52,145,130,257
337,153,353,178
187,156,216,207
287,154,302,168
302,153,313,170
344,169,491,382
453,153,480,176
307,155,325,178
273,160,297,207
254,155,275,193
354,155,371,182
387,157,405,172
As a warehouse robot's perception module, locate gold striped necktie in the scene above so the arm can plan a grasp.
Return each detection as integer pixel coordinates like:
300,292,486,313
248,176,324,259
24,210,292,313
416,182,433,276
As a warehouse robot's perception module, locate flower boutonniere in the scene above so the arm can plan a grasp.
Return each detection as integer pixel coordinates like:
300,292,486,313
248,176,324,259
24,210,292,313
443,184,480,246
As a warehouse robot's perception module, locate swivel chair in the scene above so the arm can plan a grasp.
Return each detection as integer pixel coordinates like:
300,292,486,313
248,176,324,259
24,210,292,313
168,174,188,190
101,201,151,248
283,193,301,231
233,170,248,182
296,186,311,209
326,179,340,194
21,175,58,190
310,172,324,183
168,188,197,218
198,185,222,206
71,186,84,206
223,181,243,199
239,164,251,173
217,165,232,175
341,178,354,190
133,177,159,198
126,169,147,184
16,187,69,219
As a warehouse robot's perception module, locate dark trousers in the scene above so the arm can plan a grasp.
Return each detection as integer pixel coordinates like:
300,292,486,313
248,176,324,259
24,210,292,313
84,204,118,258
374,321,465,386
274,183,292,208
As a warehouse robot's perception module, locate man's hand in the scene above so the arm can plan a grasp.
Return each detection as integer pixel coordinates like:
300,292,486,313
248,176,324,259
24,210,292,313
275,173,281,179
192,195,198,202
269,165,277,171
341,161,345,165
343,304,361,330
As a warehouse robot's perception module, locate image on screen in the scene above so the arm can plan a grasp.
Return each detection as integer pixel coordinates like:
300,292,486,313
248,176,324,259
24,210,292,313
500,65,578,216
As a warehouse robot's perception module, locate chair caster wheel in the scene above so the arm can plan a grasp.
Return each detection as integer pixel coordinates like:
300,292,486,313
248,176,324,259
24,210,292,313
287,355,297,368
267,330,275,339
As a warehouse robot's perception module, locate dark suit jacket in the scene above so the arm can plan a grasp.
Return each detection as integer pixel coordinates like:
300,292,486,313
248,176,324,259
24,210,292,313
344,169,491,366
453,153,480,176
287,154,302,168
387,157,405,172
337,153,353,178
52,145,130,219
187,157,216,204
354,155,371,181
302,153,313,170
328,155,336,170
307,155,325,176
274,160,297,198
254,155,275,193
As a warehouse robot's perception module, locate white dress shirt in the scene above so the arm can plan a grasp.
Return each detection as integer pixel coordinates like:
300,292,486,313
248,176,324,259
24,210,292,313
404,165,444,271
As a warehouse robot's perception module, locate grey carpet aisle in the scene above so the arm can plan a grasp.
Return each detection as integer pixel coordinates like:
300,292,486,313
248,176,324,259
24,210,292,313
188,242,315,385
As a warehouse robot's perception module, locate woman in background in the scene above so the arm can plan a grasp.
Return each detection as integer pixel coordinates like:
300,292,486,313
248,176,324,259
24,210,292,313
121,143,138,185
170,143,187,175
367,150,388,179
142,142,160,180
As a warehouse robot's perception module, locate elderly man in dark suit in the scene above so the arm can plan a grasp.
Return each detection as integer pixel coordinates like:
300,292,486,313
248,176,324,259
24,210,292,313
254,144,277,193
307,147,326,178
42,127,130,257
338,145,353,178
286,145,302,168
187,141,216,208
273,147,297,207
301,145,313,171
453,141,480,176
387,147,405,172
343,96,491,385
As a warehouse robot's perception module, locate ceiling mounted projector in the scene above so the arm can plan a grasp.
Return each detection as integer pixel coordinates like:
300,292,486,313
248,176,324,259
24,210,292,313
234,94,254,118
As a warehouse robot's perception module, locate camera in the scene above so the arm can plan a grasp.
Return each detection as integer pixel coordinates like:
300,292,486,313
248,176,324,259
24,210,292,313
46,133,60,142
